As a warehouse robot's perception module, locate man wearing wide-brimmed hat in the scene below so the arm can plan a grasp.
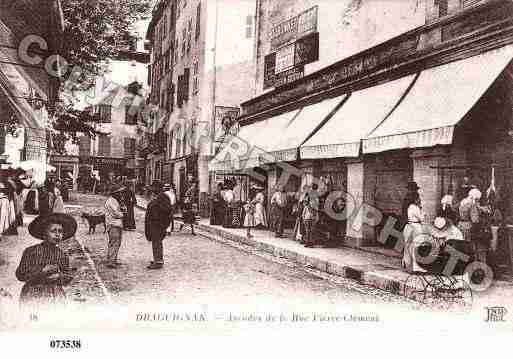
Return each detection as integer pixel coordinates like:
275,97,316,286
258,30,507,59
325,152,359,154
145,180,174,269
104,183,127,268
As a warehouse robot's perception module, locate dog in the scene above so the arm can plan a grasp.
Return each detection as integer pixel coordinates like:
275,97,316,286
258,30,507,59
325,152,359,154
81,212,107,234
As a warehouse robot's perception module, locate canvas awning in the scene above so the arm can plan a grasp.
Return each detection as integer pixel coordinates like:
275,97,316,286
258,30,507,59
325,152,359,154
208,109,300,172
363,44,513,154
300,75,415,159
0,63,43,129
266,95,347,162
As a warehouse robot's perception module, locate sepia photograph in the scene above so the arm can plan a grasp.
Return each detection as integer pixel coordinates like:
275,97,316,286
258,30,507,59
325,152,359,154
1,0,513,354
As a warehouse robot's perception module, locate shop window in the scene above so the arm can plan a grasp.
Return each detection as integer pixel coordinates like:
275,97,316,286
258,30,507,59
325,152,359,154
245,15,253,39
182,133,187,156
98,135,111,157
195,3,201,40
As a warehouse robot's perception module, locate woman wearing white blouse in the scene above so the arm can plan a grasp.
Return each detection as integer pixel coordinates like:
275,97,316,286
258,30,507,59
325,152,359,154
402,193,427,272
253,192,267,228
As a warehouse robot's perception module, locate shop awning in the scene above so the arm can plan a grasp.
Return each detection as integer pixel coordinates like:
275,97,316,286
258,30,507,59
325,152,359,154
266,95,348,162
0,63,43,129
300,75,416,159
363,44,513,154
208,109,300,172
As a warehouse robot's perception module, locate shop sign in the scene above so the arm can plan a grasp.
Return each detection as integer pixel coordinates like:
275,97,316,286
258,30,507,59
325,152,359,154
264,32,318,89
270,6,318,51
275,43,295,74
264,65,304,89
92,157,127,167
51,155,79,163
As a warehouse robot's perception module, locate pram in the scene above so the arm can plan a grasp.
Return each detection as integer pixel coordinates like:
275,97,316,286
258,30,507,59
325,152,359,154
403,239,475,308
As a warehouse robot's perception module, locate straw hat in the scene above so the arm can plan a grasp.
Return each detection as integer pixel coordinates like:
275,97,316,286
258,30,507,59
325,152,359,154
28,213,77,241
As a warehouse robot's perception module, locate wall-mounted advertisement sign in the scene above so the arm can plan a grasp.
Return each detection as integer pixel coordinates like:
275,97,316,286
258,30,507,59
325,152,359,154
270,6,318,51
264,6,319,90
275,43,295,73
263,32,318,89
264,64,304,89
214,106,240,140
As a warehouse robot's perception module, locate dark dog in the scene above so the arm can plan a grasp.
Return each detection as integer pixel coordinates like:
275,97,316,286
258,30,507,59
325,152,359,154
81,212,107,234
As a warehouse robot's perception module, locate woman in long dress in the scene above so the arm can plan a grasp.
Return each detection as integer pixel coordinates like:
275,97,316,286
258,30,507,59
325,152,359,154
402,192,427,272
253,191,267,228
0,183,12,236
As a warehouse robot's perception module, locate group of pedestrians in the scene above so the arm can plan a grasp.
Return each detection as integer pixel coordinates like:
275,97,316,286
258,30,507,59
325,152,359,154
103,179,195,270
401,177,501,272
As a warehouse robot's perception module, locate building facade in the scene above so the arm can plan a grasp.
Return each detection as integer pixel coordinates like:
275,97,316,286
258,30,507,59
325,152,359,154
145,0,257,214
210,0,513,250
76,82,147,188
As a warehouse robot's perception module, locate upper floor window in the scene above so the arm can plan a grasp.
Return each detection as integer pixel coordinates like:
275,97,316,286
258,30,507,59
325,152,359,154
98,135,111,157
124,137,136,158
192,61,199,95
187,19,192,53
245,15,253,39
98,105,111,123
78,135,91,157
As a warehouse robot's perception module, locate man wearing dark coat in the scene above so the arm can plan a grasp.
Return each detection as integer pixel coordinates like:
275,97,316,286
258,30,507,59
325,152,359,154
144,180,173,270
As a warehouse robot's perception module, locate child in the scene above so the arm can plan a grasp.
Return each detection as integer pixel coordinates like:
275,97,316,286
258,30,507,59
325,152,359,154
16,213,77,309
243,199,256,238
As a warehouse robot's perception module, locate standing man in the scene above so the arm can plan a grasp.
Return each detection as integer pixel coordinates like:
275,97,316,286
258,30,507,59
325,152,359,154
145,180,173,270
270,186,288,238
104,184,127,269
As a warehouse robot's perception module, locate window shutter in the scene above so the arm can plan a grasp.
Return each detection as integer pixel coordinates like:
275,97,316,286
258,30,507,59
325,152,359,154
196,3,201,40
183,68,190,102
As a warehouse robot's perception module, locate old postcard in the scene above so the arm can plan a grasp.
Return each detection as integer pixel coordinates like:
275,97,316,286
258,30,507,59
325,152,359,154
1,0,513,354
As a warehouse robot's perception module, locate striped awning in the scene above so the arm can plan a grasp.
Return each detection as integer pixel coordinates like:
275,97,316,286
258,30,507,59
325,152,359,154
266,95,347,162
363,44,513,154
300,75,415,159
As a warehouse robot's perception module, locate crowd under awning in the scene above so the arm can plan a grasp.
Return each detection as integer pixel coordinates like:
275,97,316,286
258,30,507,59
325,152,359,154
300,74,416,159
363,44,513,154
266,94,347,162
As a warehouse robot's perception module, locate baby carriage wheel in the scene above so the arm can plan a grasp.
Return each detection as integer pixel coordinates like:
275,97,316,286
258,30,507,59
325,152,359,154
403,274,428,303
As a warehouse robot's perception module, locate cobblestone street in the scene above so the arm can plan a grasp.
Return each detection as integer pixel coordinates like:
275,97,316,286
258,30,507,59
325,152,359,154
71,194,417,309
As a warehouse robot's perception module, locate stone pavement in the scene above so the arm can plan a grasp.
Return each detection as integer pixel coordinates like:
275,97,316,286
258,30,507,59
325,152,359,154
135,195,513,309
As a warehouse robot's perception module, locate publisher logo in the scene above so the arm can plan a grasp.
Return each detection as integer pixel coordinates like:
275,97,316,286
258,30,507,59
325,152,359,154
485,306,507,322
